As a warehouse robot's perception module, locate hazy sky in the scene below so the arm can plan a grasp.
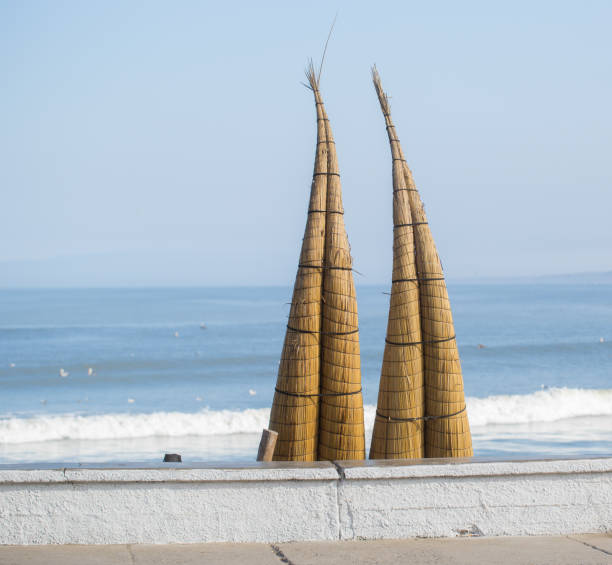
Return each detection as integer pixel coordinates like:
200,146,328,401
1,0,611,287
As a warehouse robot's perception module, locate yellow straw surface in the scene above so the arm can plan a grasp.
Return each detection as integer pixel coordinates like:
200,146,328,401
369,68,424,459
402,163,473,457
371,68,472,458
317,76,365,461
268,68,329,461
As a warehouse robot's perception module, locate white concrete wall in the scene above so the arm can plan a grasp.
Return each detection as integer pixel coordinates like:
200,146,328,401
0,463,340,545
337,458,612,540
0,457,610,545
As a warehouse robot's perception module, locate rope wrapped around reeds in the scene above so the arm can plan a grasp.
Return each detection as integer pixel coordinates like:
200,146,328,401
308,67,365,461
371,69,473,458
405,163,473,457
369,67,424,459
267,66,330,461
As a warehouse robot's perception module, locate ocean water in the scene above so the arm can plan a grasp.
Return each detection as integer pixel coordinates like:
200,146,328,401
0,284,610,463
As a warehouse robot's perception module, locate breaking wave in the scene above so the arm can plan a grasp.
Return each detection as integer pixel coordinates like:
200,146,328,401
1,388,610,444
465,387,612,426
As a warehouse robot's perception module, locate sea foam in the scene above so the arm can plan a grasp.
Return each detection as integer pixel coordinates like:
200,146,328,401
0,387,610,444
466,387,612,426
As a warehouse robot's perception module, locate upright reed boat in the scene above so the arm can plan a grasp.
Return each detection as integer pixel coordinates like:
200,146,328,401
268,65,365,461
370,67,473,459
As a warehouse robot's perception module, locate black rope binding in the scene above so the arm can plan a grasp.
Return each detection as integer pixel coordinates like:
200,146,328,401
393,188,418,194
394,221,428,228
384,334,456,347
316,140,335,144
391,276,445,284
275,387,362,398
287,325,359,337
298,264,354,271
376,406,466,423
313,171,340,177
308,209,343,215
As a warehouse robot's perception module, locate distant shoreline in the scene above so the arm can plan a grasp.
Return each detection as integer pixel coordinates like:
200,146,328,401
450,270,612,285
1,274,612,290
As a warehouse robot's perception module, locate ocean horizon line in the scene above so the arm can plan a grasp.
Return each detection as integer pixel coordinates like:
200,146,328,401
1,270,612,291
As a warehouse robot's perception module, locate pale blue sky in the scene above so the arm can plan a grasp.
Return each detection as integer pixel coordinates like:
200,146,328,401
1,0,611,286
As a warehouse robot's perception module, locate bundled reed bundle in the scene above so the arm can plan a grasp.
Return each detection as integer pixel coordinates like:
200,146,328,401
371,69,473,458
369,67,424,459
309,67,366,461
267,67,330,461
269,64,365,461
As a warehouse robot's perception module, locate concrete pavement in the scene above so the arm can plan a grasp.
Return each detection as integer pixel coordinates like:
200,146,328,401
0,534,611,565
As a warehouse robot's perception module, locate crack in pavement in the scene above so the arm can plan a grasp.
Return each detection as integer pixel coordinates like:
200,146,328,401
567,535,612,556
330,461,345,540
126,544,136,564
270,544,297,565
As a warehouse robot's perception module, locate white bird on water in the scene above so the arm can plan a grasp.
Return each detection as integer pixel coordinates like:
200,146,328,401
600,337,605,343
87,367,95,376
249,389,257,396
127,398,135,404
174,331,180,338
59,368,69,378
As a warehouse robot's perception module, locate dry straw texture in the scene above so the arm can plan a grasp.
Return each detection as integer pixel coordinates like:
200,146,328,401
268,67,329,461
313,69,365,461
371,69,473,458
269,65,365,461
370,67,424,459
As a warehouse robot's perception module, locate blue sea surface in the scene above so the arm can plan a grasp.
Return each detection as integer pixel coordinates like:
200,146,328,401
0,284,610,462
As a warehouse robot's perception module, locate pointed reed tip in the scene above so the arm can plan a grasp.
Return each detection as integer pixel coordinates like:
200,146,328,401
371,65,390,115
371,65,383,91
305,59,319,92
